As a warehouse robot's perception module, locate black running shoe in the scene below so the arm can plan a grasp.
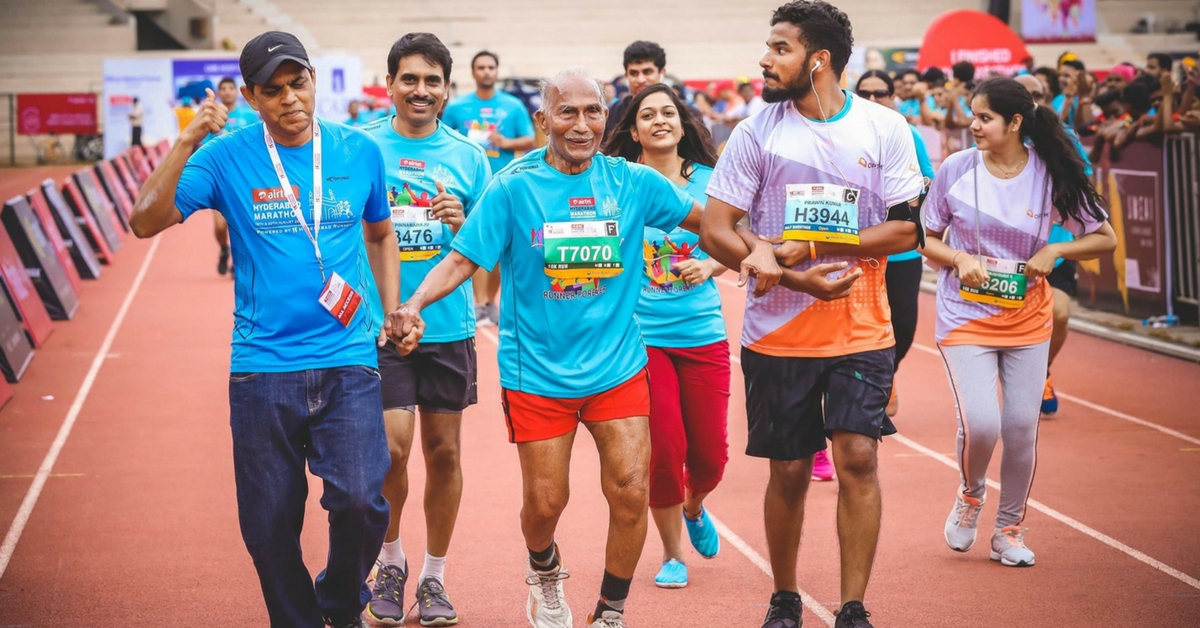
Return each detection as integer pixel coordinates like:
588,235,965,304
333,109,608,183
762,591,802,628
217,245,230,275
833,601,874,628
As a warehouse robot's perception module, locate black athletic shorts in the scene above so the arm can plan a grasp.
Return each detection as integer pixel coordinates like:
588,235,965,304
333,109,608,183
378,337,478,413
1047,260,1078,297
741,346,897,460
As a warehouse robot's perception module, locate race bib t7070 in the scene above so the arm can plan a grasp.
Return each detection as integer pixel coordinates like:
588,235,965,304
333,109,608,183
543,220,623,279
390,183,443,262
959,256,1028,308
783,183,860,245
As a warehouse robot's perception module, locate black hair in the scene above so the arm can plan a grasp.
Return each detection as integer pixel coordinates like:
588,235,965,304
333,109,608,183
387,32,453,81
1062,59,1086,72
471,50,498,70
920,67,946,86
1094,88,1121,109
219,76,237,88
856,69,894,95
973,77,1106,224
602,83,717,180
693,91,714,106
1121,81,1153,115
1034,66,1061,96
1148,52,1173,72
897,67,920,81
132,96,139,104
623,41,666,71
952,61,975,84
770,1,854,76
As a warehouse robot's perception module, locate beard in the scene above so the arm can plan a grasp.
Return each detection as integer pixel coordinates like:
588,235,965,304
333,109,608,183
761,53,815,103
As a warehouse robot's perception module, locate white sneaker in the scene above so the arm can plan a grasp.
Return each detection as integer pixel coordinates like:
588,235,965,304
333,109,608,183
990,526,1036,567
588,609,627,627
944,491,985,552
525,564,572,628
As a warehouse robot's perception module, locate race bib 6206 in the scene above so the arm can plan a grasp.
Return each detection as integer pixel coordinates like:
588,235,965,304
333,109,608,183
960,256,1028,309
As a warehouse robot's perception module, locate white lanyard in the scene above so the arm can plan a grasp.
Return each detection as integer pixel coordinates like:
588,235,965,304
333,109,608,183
264,120,324,281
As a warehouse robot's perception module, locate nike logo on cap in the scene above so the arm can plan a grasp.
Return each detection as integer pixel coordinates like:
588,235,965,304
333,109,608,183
268,44,282,52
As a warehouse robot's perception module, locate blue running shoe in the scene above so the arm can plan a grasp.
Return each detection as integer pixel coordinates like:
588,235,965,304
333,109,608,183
684,507,720,558
1041,375,1058,415
654,558,688,588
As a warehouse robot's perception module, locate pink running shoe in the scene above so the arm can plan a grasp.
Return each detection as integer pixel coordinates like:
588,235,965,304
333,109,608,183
811,449,835,481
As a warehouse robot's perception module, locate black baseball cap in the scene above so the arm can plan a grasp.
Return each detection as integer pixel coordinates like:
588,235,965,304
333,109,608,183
239,31,312,87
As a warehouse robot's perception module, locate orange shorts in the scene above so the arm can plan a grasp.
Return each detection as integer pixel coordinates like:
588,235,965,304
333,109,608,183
501,369,651,443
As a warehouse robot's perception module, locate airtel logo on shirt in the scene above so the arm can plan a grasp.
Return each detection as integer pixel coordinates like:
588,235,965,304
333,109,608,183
570,197,595,207
252,186,301,203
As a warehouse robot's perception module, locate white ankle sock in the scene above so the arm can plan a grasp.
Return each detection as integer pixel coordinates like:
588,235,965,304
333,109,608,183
379,538,406,568
419,552,446,584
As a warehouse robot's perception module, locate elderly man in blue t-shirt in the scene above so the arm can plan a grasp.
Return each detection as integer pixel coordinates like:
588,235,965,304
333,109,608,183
129,31,400,628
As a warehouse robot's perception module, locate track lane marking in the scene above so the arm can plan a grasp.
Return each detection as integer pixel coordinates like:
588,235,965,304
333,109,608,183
0,237,162,582
714,275,1200,446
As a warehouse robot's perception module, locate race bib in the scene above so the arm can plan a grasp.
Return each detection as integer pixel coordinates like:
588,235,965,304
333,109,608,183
392,206,444,262
960,256,1028,308
543,220,623,279
467,125,500,158
318,271,362,327
783,183,860,245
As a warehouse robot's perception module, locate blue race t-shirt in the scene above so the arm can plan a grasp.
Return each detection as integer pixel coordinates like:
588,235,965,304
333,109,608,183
176,119,390,372
363,117,491,343
636,164,725,348
451,147,695,397
889,125,937,263
442,91,535,174
898,98,920,119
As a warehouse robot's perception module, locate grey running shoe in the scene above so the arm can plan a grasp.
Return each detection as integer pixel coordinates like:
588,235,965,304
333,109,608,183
833,601,874,628
365,561,407,625
415,576,458,626
990,526,1036,566
525,564,572,628
474,304,494,327
587,609,627,627
944,491,985,552
762,591,802,628
485,302,500,325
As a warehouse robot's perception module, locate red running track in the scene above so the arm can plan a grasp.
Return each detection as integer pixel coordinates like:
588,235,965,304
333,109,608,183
0,216,1197,626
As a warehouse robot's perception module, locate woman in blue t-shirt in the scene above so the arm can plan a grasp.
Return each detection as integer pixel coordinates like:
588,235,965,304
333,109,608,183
604,83,730,590
855,70,936,418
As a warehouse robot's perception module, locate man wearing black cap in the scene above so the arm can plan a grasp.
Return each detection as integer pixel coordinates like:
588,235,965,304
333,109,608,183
129,31,401,628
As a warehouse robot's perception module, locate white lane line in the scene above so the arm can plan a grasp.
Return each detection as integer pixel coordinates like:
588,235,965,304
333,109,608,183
708,512,837,627
714,277,1200,446
473,328,836,625
0,236,161,582
729,350,1200,590
890,433,1200,591
907,343,1200,447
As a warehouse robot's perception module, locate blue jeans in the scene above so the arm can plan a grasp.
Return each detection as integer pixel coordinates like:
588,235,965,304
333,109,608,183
229,366,390,628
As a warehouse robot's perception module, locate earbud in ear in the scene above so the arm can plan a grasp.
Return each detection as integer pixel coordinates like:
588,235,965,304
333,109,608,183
814,60,822,69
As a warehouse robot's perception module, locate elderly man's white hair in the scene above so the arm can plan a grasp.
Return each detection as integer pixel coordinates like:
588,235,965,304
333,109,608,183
539,68,606,111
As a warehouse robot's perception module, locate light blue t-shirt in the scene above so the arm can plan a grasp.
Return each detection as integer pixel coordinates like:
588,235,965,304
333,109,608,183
451,147,695,397
176,119,390,372
636,164,725,348
201,104,260,145
442,91,535,174
363,117,491,343
898,98,921,119
889,126,937,263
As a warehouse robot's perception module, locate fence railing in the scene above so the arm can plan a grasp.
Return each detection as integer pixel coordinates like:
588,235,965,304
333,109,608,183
1167,133,1199,310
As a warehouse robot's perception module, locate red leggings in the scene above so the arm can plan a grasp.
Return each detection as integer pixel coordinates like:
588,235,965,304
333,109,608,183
647,341,731,509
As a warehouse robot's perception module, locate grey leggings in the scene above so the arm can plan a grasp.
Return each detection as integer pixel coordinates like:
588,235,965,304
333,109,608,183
937,341,1050,528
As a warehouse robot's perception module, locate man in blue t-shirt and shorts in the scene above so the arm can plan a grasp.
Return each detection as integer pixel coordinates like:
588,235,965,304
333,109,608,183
387,69,705,628
442,50,535,327
129,31,400,628
359,32,491,628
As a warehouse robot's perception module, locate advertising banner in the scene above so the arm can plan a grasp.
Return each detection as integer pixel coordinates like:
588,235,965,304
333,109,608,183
102,58,175,159
1022,0,1097,44
918,10,1032,79
1078,141,1170,318
16,94,98,136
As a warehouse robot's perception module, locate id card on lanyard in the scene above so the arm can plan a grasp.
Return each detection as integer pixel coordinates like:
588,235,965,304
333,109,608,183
264,121,362,327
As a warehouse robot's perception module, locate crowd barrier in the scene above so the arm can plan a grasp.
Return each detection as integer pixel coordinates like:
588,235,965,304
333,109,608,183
0,139,169,408
917,123,1199,322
